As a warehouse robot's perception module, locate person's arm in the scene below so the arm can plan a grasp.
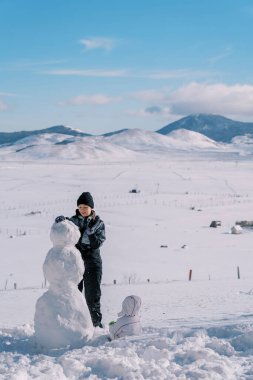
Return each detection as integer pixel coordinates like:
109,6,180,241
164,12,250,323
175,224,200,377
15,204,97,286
86,219,106,249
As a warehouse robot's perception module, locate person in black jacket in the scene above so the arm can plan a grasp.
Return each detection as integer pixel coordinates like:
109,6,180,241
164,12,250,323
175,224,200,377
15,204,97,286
55,192,105,328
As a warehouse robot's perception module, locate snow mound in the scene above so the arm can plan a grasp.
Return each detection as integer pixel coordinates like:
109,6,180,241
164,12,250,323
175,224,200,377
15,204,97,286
1,323,252,379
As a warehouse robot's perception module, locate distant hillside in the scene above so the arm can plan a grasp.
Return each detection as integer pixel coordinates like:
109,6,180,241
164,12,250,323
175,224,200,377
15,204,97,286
157,114,253,143
2,114,253,147
0,125,91,145
102,129,129,137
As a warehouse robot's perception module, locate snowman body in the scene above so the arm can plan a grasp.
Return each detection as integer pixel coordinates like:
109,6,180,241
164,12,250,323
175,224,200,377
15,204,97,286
34,220,94,349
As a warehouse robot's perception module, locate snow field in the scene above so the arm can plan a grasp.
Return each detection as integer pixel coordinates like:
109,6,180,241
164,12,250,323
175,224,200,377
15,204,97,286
1,156,253,378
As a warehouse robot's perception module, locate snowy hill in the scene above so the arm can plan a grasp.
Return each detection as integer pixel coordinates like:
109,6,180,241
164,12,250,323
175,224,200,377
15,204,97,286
0,125,91,145
0,128,231,162
2,119,253,162
104,128,175,152
0,135,141,161
157,113,253,143
165,128,222,149
105,128,225,152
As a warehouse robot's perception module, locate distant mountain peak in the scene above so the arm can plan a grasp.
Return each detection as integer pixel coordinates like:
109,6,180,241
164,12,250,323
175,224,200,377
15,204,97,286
0,125,91,145
36,125,90,136
157,114,253,142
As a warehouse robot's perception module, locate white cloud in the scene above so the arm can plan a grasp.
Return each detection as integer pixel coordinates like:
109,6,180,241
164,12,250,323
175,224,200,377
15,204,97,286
80,37,117,51
127,106,171,118
44,69,127,77
130,82,253,121
62,94,120,106
43,67,218,81
169,82,253,117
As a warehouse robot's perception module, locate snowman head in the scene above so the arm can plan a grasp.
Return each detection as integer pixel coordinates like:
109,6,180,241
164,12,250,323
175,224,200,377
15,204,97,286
50,219,80,247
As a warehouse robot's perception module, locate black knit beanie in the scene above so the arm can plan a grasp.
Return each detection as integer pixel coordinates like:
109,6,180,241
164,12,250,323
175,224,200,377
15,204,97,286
77,192,94,208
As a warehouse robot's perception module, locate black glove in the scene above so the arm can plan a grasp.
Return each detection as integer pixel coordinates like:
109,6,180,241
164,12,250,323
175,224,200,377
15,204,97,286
55,215,66,223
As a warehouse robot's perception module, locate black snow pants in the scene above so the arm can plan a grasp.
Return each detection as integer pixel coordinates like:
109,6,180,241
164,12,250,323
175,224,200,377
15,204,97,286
78,266,102,327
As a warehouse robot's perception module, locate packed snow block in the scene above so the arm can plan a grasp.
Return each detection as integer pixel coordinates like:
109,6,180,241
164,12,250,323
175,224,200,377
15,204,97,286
231,225,243,234
210,220,221,228
34,220,94,350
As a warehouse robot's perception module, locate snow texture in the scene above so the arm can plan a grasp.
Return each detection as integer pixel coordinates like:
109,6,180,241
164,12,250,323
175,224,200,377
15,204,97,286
34,220,94,349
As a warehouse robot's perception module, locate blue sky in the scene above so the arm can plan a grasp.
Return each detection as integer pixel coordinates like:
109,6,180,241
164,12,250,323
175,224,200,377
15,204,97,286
1,0,253,134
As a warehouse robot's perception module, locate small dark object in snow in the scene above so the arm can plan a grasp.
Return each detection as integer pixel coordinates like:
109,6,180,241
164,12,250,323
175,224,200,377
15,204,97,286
160,245,168,248
129,189,140,193
236,220,253,227
181,244,187,249
210,220,221,228
25,210,42,216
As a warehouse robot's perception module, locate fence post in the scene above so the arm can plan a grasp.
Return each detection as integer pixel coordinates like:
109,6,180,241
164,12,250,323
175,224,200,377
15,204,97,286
237,266,240,279
189,269,192,281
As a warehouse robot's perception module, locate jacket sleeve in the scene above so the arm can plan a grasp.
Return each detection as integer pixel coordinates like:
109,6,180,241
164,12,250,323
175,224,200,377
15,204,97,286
88,221,106,249
69,215,79,228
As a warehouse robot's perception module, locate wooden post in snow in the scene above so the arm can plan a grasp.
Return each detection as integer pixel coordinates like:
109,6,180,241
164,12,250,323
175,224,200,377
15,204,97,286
188,269,192,281
237,266,240,279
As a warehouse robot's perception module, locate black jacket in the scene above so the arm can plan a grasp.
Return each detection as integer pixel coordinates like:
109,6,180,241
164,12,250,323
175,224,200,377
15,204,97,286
70,210,105,269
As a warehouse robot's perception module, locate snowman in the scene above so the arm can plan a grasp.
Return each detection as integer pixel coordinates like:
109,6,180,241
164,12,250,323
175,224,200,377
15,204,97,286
34,219,94,349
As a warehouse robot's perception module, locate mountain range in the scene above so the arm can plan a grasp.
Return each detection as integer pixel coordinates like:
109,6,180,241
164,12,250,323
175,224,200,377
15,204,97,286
1,114,253,161
1,114,253,146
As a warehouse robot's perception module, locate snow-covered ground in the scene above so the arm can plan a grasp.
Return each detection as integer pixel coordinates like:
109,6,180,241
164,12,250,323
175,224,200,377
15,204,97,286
1,153,253,379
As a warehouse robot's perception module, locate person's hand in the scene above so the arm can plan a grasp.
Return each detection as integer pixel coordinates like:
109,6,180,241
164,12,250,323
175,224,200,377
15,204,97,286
86,217,100,235
55,215,66,223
